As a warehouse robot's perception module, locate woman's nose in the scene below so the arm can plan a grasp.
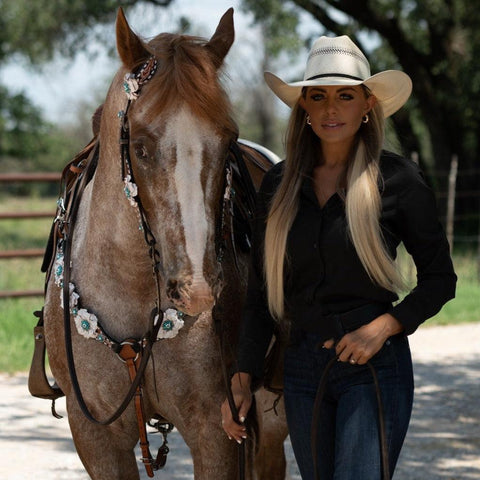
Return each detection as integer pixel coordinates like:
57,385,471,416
325,97,337,113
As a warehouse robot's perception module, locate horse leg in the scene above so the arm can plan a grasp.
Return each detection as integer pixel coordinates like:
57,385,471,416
66,397,140,480
254,388,289,480
178,402,253,480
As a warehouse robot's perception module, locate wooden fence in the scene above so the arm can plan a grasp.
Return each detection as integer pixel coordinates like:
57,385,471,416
0,173,60,299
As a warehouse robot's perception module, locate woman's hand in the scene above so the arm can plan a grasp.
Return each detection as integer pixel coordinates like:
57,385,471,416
221,372,252,443
323,313,404,364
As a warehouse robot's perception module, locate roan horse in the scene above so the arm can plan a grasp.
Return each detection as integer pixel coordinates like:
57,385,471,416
39,7,288,480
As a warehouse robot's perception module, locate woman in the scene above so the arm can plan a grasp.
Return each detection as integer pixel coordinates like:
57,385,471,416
221,35,456,479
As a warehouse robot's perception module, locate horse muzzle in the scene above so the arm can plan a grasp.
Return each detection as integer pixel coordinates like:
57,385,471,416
166,277,218,316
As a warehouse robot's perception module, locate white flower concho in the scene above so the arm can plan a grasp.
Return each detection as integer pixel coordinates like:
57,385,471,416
123,73,140,100
156,308,185,339
123,174,138,207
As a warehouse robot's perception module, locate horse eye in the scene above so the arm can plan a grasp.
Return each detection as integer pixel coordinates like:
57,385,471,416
134,144,149,161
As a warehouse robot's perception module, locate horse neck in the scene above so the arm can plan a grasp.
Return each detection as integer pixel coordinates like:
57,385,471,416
73,133,153,284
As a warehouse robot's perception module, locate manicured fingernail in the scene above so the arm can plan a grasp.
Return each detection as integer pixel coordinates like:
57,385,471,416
240,416,245,423
237,439,243,444
242,435,247,439
228,436,232,440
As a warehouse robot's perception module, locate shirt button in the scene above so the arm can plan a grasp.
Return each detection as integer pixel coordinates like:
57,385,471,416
386,340,391,346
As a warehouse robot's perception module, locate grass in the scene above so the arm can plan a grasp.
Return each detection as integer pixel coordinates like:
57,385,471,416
0,195,479,372
0,196,56,372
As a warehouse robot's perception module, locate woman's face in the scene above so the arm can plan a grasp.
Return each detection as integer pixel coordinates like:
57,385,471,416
300,85,376,149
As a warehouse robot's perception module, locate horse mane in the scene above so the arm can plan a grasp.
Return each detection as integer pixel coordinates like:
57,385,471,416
143,33,238,137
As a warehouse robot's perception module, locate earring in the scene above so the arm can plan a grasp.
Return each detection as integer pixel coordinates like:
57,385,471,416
306,114,311,125
362,114,369,124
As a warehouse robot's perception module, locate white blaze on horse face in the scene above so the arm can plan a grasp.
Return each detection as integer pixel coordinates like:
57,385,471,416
161,106,221,302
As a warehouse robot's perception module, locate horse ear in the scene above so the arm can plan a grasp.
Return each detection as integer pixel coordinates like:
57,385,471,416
205,8,235,69
116,7,149,69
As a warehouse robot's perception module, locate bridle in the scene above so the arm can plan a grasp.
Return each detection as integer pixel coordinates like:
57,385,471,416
55,54,255,477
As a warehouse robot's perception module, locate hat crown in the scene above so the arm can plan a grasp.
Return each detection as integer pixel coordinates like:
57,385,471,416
304,35,371,83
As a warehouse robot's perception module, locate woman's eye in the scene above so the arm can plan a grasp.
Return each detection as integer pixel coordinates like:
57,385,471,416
134,144,149,161
311,94,324,101
340,93,354,100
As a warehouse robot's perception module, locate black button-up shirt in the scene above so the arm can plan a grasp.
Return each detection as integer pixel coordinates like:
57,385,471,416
237,150,457,379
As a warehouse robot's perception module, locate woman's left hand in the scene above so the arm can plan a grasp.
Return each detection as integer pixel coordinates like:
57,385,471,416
323,313,404,365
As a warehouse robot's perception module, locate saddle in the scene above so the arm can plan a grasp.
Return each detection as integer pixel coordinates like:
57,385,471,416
28,134,100,406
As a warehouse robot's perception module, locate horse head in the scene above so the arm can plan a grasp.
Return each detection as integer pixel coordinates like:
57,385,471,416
99,8,238,317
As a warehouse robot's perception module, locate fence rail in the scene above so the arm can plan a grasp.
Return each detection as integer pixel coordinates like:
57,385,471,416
0,173,61,183
0,290,44,299
0,249,45,259
0,212,55,219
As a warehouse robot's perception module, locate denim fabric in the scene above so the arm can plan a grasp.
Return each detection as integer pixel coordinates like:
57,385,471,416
283,332,414,480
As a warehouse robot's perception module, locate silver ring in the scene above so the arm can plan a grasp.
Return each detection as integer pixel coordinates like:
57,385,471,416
350,358,356,364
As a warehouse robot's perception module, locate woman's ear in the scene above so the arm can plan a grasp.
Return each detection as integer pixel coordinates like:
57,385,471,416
365,95,377,115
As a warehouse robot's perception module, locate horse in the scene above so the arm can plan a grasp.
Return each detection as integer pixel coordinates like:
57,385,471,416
41,7,288,480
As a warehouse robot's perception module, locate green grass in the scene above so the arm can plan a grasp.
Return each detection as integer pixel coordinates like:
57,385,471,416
0,195,479,372
0,196,56,372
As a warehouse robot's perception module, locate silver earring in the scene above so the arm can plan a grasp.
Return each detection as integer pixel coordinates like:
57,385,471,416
362,114,369,124
306,114,311,125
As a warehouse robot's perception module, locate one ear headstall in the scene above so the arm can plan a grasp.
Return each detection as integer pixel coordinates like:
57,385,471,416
123,56,158,101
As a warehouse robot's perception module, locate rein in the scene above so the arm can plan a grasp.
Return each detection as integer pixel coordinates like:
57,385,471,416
311,357,390,480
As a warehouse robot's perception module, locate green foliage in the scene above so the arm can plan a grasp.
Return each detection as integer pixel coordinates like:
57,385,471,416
0,85,51,159
0,0,174,64
0,84,85,196
241,0,303,57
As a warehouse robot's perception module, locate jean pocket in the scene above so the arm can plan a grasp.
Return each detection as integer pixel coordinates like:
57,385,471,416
369,335,404,370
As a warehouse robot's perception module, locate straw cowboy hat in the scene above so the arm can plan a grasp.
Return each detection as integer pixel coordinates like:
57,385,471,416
264,35,412,117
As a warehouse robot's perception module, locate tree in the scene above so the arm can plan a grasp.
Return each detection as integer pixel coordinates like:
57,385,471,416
241,0,480,240
0,85,79,195
0,0,174,63
0,86,49,160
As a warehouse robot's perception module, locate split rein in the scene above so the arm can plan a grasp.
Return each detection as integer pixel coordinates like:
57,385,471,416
56,55,246,477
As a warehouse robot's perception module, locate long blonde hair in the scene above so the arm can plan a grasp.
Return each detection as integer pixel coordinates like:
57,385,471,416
264,90,405,321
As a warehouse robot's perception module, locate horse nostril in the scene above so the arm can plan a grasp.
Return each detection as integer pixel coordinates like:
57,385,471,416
166,279,181,300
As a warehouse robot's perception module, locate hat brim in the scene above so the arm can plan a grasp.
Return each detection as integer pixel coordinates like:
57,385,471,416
264,70,412,118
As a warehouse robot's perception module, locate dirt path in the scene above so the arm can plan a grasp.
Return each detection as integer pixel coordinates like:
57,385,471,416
1,323,479,479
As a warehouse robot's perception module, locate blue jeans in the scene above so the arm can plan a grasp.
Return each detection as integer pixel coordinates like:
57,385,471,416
283,332,414,480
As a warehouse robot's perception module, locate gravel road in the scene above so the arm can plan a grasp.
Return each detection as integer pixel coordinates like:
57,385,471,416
1,322,479,480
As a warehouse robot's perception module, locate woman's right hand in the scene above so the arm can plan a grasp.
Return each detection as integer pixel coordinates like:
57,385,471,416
220,372,252,443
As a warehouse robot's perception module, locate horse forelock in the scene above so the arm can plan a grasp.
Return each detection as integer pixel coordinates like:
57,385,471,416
141,33,238,138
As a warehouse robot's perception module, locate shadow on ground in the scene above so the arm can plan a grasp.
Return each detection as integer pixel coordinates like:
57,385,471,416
395,357,480,480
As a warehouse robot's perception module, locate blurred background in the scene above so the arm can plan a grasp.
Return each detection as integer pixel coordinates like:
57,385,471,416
0,0,479,371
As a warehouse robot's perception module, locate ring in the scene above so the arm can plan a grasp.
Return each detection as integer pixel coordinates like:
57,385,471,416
349,358,356,364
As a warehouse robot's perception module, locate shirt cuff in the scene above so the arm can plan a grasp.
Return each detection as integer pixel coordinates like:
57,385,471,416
390,302,422,336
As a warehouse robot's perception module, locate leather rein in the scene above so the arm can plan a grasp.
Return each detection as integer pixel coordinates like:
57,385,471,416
53,55,257,478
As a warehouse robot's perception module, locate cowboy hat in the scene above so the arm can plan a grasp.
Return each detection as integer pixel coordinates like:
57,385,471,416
264,35,412,117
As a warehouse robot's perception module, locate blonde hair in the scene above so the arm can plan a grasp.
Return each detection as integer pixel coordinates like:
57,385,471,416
264,90,405,321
